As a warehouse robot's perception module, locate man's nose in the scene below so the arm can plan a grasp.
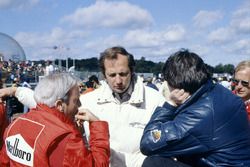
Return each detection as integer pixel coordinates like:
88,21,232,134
235,82,243,88
115,75,122,84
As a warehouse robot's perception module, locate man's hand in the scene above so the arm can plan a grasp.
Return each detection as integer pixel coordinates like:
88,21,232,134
75,108,99,125
169,89,190,106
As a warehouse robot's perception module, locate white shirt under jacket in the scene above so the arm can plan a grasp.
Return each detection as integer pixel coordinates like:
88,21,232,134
80,76,166,167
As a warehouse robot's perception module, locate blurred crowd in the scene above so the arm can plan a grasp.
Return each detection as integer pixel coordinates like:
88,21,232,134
0,60,43,85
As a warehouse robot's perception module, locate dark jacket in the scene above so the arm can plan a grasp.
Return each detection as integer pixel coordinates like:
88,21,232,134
140,80,250,167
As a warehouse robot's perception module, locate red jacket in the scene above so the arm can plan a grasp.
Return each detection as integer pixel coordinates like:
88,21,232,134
0,103,9,149
232,91,250,120
0,104,110,167
246,100,250,120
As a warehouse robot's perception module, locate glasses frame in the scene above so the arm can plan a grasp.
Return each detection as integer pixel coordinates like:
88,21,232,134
232,78,249,87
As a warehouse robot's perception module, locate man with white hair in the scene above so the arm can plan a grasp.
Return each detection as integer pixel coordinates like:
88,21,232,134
0,73,110,166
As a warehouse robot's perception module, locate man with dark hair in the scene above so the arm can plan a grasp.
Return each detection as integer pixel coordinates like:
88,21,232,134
88,75,100,88
140,49,250,167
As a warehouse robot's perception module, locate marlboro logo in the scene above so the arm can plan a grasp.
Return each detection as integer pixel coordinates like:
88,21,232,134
6,134,34,166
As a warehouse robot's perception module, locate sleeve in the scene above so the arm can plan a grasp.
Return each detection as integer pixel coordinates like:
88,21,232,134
15,87,37,108
140,102,209,157
0,103,9,149
89,121,110,167
0,125,10,167
63,121,110,167
0,143,10,167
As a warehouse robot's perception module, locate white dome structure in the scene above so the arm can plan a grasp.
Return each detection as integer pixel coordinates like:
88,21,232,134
0,32,26,62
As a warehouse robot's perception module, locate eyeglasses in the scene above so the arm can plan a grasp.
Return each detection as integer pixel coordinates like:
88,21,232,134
232,79,249,87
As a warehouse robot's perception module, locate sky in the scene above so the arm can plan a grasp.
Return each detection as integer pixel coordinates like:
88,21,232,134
0,0,249,66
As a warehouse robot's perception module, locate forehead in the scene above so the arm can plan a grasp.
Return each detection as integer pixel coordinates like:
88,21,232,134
235,67,250,80
104,54,130,73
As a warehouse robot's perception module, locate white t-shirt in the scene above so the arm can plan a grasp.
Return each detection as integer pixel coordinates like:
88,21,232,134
45,65,54,76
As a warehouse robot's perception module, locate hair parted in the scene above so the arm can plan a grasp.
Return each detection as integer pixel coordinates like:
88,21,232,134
99,46,135,76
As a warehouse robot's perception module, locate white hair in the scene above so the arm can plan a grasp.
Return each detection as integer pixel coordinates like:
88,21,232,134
34,73,79,107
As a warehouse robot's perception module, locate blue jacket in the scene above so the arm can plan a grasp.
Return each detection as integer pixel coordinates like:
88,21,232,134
140,80,250,167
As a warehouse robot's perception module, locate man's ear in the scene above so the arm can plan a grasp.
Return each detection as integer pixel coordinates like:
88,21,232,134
55,100,64,112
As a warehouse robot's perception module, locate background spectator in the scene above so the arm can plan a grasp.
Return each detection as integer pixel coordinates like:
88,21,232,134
233,60,250,119
45,60,54,76
88,75,101,89
144,76,159,91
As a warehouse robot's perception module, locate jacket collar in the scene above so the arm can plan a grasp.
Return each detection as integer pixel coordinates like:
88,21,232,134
175,80,214,113
35,104,74,126
97,75,145,105
112,78,134,103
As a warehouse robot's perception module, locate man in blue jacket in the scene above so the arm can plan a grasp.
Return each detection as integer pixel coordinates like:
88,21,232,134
140,49,250,167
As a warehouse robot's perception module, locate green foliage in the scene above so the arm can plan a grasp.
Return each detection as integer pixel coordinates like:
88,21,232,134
223,64,235,75
135,58,164,75
33,57,235,75
214,63,235,75
75,57,99,71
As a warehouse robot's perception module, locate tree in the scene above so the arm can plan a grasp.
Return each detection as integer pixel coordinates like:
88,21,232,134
214,64,224,73
214,63,234,74
223,64,235,75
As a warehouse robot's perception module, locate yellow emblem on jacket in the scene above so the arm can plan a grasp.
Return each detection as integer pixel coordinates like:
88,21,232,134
151,129,161,143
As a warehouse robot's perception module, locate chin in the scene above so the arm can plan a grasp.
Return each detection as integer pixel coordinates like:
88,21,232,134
114,89,125,94
238,95,246,99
